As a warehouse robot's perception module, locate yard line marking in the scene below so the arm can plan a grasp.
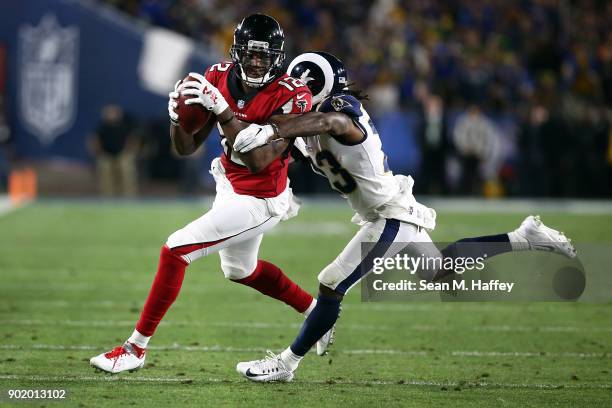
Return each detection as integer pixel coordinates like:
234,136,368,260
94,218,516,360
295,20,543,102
0,300,505,311
344,349,428,356
1,344,609,359
0,374,189,383
451,350,611,358
2,319,611,334
5,298,606,315
0,344,267,352
0,298,612,318
342,303,596,313
0,283,215,291
472,325,612,333
0,344,428,356
0,374,610,390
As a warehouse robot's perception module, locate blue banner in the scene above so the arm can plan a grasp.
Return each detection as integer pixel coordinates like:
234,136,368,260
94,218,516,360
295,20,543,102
0,0,215,163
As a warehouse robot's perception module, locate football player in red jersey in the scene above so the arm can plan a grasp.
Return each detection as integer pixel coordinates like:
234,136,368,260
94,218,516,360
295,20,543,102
90,14,333,374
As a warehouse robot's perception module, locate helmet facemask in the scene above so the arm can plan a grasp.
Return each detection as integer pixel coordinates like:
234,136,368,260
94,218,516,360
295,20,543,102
231,39,285,88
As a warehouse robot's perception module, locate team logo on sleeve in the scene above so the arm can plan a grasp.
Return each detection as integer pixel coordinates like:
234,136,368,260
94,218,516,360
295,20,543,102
331,96,351,112
296,98,308,113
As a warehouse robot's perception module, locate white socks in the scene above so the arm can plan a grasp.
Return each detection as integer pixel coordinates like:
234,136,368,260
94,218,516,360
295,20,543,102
128,329,151,349
303,298,317,317
507,231,531,251
280,347,303,371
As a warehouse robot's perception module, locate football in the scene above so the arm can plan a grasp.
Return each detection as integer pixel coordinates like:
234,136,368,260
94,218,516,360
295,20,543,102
177,74,211,134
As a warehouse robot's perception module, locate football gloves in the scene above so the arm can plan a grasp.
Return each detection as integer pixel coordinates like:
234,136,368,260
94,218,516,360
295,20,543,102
233,123,276,153
180,72,229,116
168,79,181,125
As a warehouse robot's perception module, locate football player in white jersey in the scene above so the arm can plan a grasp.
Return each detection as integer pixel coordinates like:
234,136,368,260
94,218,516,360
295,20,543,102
229,52,576,382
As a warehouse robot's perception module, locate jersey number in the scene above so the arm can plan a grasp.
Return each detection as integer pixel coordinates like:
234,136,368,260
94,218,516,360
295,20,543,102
210,62,231,72
315,150,357,194
278,78,306,91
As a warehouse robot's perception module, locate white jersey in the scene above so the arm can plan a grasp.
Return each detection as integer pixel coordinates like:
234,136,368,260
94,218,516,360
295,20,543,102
299,93,436,230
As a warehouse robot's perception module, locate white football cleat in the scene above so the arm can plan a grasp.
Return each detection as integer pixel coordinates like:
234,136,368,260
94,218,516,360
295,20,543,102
236,360,251,377
513,215,576,258
236,351,294,382
316,325,335,356
90,342,146,374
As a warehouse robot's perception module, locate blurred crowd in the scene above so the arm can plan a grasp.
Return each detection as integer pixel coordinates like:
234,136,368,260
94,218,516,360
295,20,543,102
99,0,611,197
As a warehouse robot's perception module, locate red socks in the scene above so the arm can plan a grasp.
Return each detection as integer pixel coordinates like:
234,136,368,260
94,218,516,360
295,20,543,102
233,260,314,313
135,245,188,336
136,246,313,338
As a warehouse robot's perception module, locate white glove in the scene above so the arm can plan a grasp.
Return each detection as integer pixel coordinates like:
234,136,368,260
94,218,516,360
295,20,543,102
168,79,181,124
233,123,276,153
180,72,229,115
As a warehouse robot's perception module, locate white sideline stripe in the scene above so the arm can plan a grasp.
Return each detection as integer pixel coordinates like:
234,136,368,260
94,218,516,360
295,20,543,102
290,196,612,215
2,319,611,334
0,344,609,359
31,196,612,215
0,374,609,390
0,196,11,216
0,195,25,218
423,198,612,215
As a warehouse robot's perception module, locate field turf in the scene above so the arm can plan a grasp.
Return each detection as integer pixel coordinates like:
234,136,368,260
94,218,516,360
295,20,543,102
0,201,611,407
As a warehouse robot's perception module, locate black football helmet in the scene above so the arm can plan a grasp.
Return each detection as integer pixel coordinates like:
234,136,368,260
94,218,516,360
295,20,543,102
230,14,285,88
287,52,348,105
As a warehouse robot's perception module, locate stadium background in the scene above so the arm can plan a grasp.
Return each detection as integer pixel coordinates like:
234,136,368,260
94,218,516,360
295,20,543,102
0,0,610,198
0,1,611,407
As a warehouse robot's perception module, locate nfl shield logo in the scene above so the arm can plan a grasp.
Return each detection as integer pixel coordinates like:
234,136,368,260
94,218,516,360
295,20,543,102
19,14,79,145
237,99,245,109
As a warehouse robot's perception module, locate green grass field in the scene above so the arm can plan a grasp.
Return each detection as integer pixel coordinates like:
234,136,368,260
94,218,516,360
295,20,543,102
0,201,611,407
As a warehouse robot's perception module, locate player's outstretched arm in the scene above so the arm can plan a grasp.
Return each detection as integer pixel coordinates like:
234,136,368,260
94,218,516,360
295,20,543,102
273,112,362,141
215,109,290,174
233,112,363,153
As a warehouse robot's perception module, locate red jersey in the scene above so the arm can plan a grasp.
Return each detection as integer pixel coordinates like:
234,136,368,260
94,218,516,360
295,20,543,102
204,62,313,198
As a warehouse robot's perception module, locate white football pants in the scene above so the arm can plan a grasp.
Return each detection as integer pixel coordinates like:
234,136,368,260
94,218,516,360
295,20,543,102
166,158,298,280
318,218,441,294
